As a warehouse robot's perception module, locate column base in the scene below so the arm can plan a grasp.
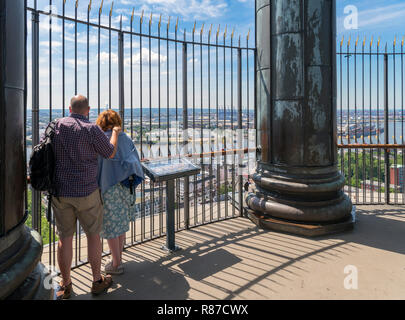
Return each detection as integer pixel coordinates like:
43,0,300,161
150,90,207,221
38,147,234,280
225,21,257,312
245,206,355,237
0,225,53,300
247,170,354,221
5,262,54,300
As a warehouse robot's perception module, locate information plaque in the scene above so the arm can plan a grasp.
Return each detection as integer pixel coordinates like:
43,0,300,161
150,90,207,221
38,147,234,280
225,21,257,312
141,157,200,183
141,157,201,253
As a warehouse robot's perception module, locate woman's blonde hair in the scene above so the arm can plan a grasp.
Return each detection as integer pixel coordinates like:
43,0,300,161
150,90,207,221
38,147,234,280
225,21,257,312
96,110,122,132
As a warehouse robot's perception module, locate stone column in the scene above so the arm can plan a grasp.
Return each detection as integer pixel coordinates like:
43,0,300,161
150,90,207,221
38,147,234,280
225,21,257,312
247,0,354,236
0,0,52,299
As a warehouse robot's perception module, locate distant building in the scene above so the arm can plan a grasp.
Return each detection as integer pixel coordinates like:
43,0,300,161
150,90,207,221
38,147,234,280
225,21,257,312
361,180,401,192
390,165,405,192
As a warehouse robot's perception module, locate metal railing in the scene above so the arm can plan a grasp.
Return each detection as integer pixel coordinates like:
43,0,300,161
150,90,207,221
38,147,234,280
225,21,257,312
337,36,405,205
25,1,405,271
25,1,256,269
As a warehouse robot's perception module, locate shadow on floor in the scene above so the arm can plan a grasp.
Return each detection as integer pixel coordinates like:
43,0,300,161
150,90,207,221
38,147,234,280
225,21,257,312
322,205,405,255
177,248,242,281
73,259,190,300
70,205,405,299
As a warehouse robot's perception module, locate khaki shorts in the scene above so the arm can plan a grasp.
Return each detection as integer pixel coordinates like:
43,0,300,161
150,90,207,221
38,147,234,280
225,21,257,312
52,189,104,239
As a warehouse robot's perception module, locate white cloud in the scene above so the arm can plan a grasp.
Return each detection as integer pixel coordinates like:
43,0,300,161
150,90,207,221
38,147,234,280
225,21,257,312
65,33,106,45
40,41,62,48
124,48,167,66
128,0,228,22
124,41,140,49
112,14,129,24
39,21,62,33
359,6,405,28
66,58,89,67
96,52,119,64
145,0,177,3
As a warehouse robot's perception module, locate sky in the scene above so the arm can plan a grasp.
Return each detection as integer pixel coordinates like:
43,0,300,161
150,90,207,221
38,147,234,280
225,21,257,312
26,0,404,111
335,0,404,111
336,0,405,44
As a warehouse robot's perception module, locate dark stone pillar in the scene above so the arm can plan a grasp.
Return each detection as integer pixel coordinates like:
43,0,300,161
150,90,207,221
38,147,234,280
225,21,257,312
0,0,52,299
247,0,354,236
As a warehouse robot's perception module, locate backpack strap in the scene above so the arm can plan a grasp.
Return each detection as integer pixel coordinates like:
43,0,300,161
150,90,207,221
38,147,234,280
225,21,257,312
45,119,59,138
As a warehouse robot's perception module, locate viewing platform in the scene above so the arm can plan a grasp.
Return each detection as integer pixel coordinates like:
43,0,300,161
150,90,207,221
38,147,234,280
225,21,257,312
53,205,405,300
2,0,405,302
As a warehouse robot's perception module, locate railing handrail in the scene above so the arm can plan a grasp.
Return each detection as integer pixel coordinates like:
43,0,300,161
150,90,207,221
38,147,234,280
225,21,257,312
140,147,257,163
337,52,404,56
338,144,405,149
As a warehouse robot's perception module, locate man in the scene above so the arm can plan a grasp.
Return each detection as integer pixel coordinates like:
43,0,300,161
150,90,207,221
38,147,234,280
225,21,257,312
51,95,121,299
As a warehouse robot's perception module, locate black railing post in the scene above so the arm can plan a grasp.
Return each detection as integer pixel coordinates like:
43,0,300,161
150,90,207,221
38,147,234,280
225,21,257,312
182,40,190,229
384,52,390,204
87,3,90,106
237,47,243,216
31,5,40,231
118,19,125,123
62,0,65,116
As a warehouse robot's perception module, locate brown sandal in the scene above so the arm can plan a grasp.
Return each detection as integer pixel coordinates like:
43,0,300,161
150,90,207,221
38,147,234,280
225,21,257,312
56,281,72,300
91,275,113,295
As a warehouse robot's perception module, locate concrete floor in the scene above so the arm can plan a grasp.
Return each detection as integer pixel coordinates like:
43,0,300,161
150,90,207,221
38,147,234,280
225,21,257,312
64,205,405,300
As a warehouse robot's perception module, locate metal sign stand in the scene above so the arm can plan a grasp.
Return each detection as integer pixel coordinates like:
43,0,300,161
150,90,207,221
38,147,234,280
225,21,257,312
141,157,200,254
163,179,179,252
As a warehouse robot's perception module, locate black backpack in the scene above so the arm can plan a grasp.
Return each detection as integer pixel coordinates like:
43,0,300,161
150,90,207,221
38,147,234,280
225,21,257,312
29,120,58,196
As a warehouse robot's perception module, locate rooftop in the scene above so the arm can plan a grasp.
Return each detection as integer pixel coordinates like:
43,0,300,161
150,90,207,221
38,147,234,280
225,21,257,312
56,205,405,300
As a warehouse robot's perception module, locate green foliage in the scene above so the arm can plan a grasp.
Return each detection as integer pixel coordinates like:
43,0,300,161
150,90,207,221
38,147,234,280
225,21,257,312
25,189,58,246
218,184,233,195
338,150,403,190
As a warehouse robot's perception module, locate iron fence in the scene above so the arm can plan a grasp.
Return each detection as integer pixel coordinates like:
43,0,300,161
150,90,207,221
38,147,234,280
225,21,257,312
25,1,405,272
25,1,256,269
337,36,405,205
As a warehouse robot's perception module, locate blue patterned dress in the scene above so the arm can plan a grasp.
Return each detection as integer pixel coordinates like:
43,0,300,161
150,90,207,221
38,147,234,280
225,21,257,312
100,183,133,239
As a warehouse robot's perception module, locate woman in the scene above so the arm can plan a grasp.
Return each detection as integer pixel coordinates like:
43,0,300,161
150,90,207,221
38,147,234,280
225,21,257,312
96,110,144,275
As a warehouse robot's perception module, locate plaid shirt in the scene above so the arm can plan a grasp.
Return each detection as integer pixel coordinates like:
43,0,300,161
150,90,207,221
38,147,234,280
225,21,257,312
52,113,114,197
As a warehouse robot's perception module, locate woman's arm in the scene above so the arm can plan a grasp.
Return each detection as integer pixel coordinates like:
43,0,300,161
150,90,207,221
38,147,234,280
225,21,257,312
109,126,122,159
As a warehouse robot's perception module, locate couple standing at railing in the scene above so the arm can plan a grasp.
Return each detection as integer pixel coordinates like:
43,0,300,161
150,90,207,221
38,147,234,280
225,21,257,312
46,95,144,300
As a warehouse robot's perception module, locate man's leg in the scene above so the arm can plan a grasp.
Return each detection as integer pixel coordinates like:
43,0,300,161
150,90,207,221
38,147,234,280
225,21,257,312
87,231,112,295
76,190,104,282
77,189,112,294
57,236,73,286
87,233,102,282
52,196,76,289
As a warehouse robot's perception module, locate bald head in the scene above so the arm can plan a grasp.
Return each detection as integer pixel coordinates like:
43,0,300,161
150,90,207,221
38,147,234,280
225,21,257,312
70,95,89,115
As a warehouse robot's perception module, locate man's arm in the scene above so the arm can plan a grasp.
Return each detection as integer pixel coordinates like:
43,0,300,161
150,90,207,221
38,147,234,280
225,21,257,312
92,125,121,159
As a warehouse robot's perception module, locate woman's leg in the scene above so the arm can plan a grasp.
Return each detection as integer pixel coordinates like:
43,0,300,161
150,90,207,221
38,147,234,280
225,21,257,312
102,185,123,269
103,184,130,268
107,237,121,269
119,234,125,263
